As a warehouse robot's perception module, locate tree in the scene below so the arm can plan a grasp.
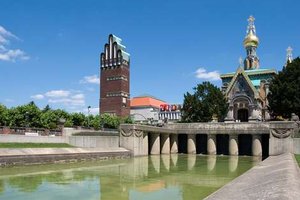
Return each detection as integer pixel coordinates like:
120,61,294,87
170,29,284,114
8,102,41,127
71,112,86,127
181,82,228,122
0,104,9,126
100,114,120,129
268,57,300,118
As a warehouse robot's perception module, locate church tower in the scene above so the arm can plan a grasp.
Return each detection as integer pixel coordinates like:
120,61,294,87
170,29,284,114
220,16,277,122
99,34,130,117
286,46,293,65
243,16,260,70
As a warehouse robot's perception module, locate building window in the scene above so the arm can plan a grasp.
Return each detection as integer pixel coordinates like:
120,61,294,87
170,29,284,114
106,76,128,81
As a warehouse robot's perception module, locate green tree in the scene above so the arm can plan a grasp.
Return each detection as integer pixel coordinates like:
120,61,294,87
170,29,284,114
8,102,41,127
0,104,9,126
268,57,300,118
71,112,86,127
100,114,120,129
181,82,228,122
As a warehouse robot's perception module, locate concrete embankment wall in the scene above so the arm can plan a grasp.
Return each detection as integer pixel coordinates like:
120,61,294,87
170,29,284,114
293,138,300,154
0,134,67,143
205,153,300,200
68,136,119,148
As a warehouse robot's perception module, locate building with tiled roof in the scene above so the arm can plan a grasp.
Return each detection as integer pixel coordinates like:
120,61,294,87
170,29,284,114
130,95,182,123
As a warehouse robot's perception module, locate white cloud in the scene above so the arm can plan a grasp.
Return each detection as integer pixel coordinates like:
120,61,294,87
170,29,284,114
195,67,221,81
71,93,84,100
31,94,44,100
0,25,18,41
83,107,99,115
0,25,29,62
48,97,85,106
80,75,100,84
45,90,70,98
0,49,29,62
31,90,86,107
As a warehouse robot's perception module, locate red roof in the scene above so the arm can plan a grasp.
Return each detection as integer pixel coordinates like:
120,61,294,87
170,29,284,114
130,96,166,108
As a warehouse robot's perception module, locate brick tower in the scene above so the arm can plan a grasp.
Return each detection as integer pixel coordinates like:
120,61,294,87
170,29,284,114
99,34,130,117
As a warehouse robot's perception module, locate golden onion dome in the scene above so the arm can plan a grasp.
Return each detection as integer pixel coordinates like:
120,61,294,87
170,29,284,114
243,32,259,47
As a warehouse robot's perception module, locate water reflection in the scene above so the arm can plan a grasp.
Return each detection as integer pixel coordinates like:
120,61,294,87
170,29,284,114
207,155,217,171
0,155,258,200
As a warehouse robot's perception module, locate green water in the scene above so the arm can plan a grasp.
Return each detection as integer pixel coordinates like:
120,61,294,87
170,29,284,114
0,155,260,200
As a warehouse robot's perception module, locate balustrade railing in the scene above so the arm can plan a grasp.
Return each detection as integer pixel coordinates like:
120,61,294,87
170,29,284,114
0,126,62,136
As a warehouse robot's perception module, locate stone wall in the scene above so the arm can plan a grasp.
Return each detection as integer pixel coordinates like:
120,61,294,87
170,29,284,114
293,138,300,154
0,134,67,143
68,136,119,148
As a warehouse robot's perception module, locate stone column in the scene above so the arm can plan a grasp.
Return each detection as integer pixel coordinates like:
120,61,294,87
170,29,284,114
170,134,178,154
252,134,262,156
225,105,234,122
207,134,217,155
187,134,196,154
143,132,149,155
150,133,160,155
229,135,239,156
161,134,170,154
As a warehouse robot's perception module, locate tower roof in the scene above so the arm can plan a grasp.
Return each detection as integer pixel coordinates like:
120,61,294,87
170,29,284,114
243,16,259,48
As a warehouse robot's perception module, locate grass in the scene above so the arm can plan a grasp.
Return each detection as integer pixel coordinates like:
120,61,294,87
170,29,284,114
0,143,73,148
295,154,300,166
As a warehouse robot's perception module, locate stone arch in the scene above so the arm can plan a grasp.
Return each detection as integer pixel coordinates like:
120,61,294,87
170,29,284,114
232,95,252,121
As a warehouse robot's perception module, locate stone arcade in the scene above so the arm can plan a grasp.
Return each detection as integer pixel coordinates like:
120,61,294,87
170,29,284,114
120,122,298,157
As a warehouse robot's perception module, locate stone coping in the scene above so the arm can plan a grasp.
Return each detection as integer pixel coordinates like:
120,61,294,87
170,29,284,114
0,147,130,157
205,153,300,200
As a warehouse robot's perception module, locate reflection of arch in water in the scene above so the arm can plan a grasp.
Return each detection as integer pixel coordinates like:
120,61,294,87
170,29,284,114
252,156,262,167
150,155,160,173
228,156,239,172
161,155,170,171
170,154,178,167
207,155,217,171
187,154,196,170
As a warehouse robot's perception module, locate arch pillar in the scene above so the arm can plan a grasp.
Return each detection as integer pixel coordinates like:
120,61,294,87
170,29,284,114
150,133,160,155
207,134,217,155
252,134,262,156
161,134,170,154
187,134,196,154
170,134,178,154
229,135,239,155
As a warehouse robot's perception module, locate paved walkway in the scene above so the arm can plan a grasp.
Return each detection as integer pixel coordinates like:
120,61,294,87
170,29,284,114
205,153,300,200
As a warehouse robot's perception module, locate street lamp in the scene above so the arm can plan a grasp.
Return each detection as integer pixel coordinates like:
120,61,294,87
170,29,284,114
87,106,91,128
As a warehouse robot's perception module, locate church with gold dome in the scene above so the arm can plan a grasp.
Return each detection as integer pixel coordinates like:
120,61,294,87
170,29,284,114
220,16,276,122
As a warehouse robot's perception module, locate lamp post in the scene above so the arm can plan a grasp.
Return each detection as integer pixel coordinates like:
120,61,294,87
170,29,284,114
87,106,91,128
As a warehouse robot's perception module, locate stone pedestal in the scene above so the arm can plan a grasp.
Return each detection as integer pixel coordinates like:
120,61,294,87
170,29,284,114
229,135,239,156
207,134,217,155
187,134,196,154
170,134,178,154
161,134,170,154
252,134,262,156
150,133,160,155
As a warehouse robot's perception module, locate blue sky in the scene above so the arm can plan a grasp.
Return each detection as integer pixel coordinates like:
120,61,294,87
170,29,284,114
0,0,299,114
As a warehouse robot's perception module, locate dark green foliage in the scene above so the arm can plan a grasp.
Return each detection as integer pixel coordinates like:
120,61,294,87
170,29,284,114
268,57,300,118
181,82,228,122
0,102,133,129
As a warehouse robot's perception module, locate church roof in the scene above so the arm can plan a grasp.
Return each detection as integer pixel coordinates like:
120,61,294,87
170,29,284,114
224,67,260,99
220,68,276,78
